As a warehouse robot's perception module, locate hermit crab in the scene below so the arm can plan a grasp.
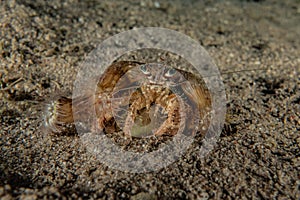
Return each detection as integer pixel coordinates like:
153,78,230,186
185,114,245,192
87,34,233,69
44,61,212,139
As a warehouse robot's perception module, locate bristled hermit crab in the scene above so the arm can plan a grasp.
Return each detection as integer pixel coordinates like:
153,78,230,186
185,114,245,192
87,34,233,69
44,61,212,138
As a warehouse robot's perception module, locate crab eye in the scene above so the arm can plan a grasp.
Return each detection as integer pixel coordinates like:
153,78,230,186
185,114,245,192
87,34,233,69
164,68,176,77
140,65,150,75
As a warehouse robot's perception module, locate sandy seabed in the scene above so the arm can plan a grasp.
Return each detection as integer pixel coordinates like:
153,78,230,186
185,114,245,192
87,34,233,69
0,0,299,199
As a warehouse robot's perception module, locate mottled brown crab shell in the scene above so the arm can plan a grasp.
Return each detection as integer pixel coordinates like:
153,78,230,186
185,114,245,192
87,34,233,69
44,61,212,136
